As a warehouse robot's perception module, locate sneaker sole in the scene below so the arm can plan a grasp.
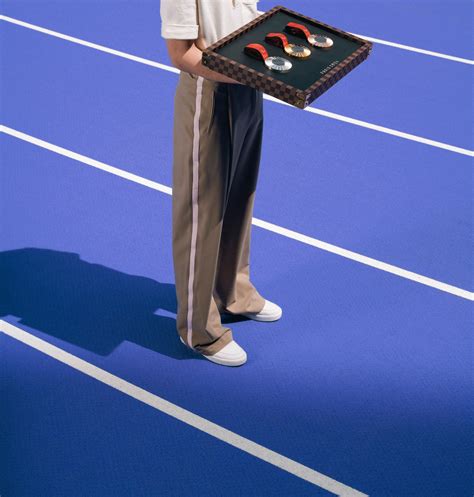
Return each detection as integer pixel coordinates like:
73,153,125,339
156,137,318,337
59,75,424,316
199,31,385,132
238,310,282,322
179,336,247,367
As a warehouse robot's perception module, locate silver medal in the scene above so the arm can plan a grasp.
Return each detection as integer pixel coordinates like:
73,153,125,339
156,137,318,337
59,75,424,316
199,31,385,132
265,56,292,72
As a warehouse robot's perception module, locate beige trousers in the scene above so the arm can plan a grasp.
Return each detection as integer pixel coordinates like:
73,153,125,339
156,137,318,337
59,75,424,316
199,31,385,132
172,70,266,355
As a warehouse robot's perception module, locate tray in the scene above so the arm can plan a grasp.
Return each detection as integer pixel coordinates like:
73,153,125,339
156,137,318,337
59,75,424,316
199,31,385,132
202,5,373,109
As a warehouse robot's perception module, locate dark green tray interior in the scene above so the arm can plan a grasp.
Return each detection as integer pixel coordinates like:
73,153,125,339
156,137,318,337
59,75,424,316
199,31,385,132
216,10,363,91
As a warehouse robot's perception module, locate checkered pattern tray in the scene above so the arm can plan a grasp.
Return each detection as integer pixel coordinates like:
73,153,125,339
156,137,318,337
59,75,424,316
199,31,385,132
202,5,373,109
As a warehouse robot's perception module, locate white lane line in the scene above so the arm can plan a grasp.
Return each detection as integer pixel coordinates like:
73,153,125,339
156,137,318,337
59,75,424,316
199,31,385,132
0,125,172,195
0,321,368,497
0,15,180,73
2,125,472,301
1,14,473,157
349,32,474,65
251,218,473,301
263,95,473,157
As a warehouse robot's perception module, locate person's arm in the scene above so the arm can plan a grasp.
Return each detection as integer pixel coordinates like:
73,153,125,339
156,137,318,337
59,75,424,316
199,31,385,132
166,39,243,84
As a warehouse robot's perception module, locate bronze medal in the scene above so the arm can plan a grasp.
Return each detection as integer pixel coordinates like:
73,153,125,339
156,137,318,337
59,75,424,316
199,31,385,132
265,32,311,59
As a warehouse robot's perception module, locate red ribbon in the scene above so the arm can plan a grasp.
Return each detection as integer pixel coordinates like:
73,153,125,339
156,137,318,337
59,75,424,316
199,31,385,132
265,32,289,48
244,43,269,61
286,22,312,41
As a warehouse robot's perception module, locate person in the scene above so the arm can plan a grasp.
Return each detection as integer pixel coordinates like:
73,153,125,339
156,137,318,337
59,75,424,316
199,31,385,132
160,0,282,367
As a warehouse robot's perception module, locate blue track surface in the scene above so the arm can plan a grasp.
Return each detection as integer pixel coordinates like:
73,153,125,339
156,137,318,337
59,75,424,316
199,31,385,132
2,334,333,497
1,2,472,496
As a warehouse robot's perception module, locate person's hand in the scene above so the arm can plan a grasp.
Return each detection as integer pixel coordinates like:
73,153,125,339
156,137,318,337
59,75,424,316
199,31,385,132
227,76,244,85
166,40,246,85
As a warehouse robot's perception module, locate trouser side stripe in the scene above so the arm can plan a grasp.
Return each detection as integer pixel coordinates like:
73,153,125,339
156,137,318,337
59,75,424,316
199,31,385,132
186,76,204,348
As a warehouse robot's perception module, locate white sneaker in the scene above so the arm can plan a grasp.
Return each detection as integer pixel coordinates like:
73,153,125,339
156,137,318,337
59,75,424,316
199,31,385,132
239,299,282,322
179,336,247,367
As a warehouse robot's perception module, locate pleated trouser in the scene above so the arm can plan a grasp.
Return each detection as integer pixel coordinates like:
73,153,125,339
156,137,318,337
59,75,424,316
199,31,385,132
172,70,266,355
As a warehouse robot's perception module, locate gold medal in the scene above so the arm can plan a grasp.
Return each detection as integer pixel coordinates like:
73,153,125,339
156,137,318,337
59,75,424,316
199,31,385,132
285,22,334,49
265,33,311,59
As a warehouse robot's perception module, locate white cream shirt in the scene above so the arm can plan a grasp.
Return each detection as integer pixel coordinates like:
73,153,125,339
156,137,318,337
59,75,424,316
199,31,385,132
160,0,261,48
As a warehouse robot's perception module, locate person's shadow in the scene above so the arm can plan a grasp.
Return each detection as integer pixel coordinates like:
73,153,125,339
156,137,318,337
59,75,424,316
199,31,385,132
0,247,207,360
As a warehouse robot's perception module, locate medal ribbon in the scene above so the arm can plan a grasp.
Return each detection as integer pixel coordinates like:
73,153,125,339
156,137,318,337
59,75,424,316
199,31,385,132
285,22,312,41
244,43,269,61
265,33,290,48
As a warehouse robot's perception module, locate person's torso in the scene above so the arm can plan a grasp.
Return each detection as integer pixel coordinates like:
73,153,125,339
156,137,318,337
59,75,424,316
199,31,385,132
195,0,261,50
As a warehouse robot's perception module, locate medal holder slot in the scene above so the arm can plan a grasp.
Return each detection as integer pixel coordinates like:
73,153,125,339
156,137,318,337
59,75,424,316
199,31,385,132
202,5,372,109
